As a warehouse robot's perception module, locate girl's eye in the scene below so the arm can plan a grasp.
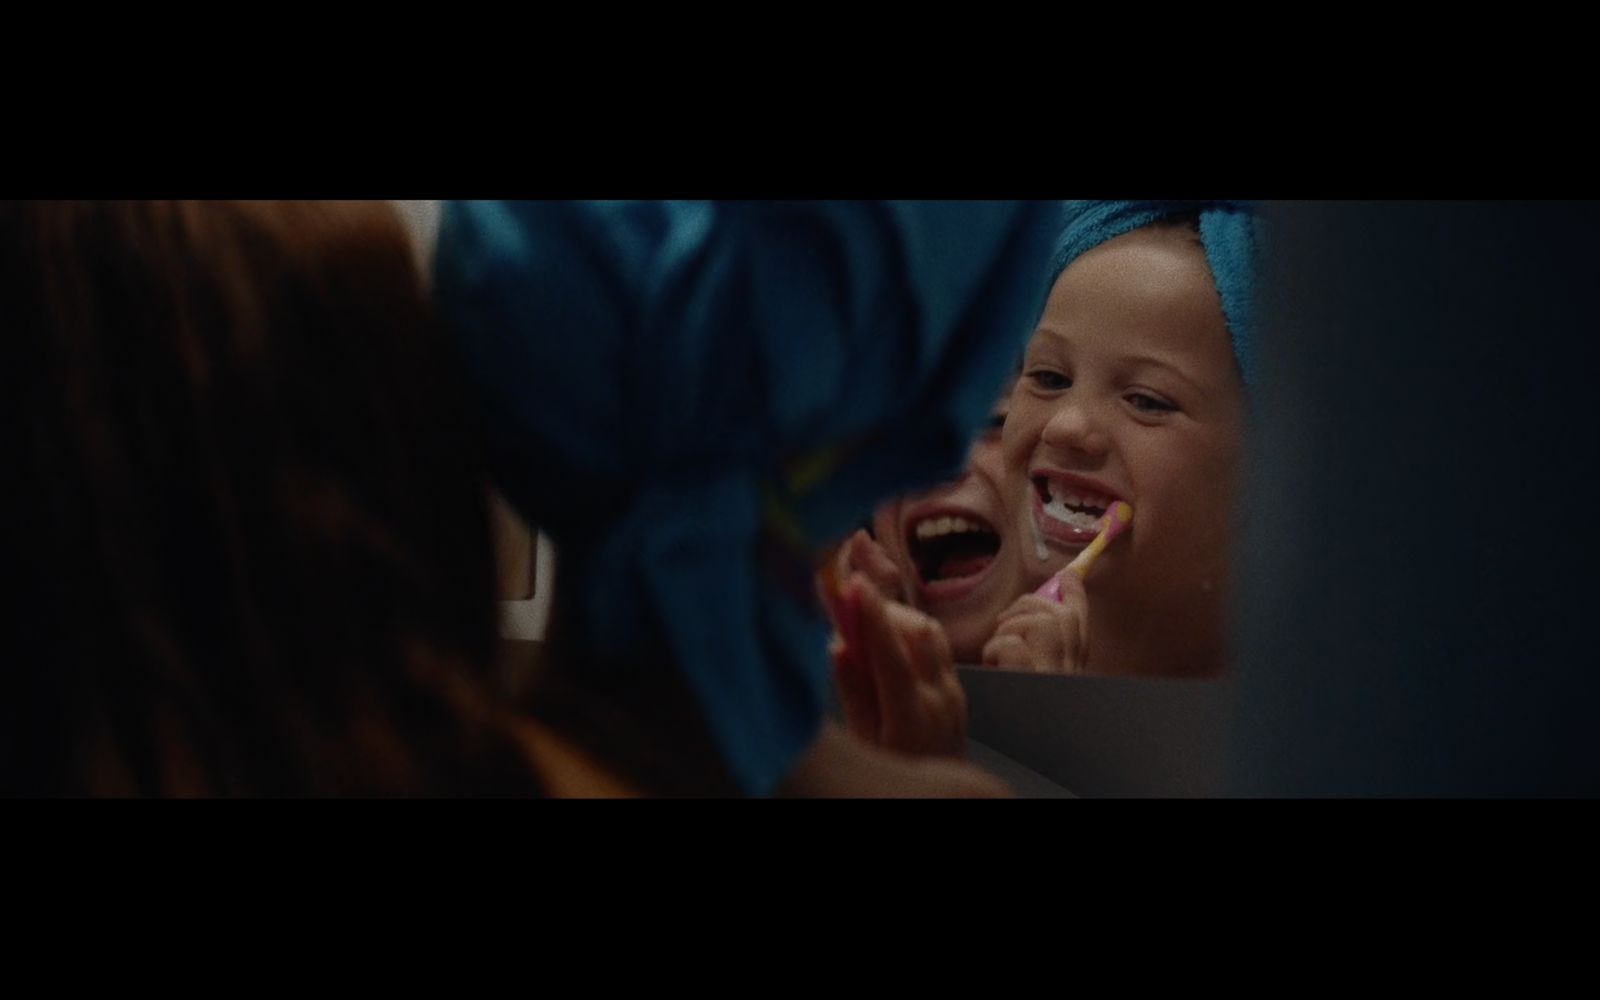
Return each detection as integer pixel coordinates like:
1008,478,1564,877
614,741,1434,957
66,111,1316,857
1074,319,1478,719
1126,392,1178,414
1026,369,1070,392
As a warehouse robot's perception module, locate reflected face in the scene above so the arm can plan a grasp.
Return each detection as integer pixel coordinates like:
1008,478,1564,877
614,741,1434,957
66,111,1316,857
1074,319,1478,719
871,387,1016,663
1002,225,1245,675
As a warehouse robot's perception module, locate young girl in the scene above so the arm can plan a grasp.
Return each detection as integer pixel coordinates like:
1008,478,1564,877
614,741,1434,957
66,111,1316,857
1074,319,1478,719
984,200,1257,678
825,383,1013,758
836,379,1017,662
829,200,1256,734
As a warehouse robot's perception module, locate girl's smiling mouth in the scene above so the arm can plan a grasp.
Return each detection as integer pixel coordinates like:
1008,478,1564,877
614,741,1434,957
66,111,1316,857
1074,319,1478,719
904,506,1002,604
1029,471,1125,549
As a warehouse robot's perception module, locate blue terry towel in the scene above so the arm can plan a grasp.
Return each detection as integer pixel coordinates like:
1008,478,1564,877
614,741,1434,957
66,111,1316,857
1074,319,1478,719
1051,200,1259,385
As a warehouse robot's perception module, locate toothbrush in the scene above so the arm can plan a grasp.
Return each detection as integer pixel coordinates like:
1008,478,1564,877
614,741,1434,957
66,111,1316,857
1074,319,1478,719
1035,501,1134,602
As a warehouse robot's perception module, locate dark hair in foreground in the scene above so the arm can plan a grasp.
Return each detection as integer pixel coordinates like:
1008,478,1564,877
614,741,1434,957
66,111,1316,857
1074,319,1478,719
0,200,545,795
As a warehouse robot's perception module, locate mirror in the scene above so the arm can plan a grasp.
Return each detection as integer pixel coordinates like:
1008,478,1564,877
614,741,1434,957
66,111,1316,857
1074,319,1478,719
404,199,1250,796
844,213,1248,683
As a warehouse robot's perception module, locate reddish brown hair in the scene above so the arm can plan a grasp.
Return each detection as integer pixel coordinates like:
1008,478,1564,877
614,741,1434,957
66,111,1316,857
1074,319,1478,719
0,201,544,795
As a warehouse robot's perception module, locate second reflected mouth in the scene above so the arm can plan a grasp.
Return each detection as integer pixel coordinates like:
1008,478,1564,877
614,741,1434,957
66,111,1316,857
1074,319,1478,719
906,511,1001,593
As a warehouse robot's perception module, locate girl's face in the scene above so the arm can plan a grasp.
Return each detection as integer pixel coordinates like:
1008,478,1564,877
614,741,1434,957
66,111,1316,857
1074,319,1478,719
871,386,1017,663
1002,225,1245,674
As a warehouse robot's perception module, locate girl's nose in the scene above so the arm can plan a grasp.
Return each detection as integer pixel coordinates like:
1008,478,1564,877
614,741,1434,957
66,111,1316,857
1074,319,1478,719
1041,401,1109,459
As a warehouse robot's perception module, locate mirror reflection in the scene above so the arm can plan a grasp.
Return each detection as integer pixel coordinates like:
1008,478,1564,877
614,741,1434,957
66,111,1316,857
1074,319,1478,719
476,201,1256,789
818,204,1253,682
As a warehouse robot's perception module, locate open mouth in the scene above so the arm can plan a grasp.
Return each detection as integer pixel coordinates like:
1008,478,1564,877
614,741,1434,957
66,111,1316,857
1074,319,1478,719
907,511,1001,591
1033,477,1111,529
1031,474,1122,546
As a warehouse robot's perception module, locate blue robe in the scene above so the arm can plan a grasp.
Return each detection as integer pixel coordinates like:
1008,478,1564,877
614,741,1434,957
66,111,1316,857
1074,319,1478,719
433,200,1059,794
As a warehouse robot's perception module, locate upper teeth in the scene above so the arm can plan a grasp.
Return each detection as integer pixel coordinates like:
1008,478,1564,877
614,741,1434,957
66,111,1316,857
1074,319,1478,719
914,516,989,540
1040,482,1112,531
1047,484,1109,511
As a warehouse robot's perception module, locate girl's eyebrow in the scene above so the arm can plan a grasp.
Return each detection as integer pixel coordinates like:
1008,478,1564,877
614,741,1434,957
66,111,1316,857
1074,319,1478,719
1023,323,1070,362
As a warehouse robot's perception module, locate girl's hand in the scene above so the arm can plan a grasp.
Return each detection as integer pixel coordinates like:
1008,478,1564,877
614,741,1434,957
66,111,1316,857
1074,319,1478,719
980,569,1089,673
831,575,968,759
835,528,909,604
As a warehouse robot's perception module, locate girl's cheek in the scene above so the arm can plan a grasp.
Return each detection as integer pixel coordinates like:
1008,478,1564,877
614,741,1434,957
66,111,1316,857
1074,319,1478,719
1000,404,1042,471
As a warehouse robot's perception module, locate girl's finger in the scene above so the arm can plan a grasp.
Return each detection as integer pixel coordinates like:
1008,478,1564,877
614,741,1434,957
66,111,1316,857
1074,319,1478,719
982,634,1029,669
995,594,1076,628
855,581,917,734
887,602,951,684
845,530,907,601
831,639,881,742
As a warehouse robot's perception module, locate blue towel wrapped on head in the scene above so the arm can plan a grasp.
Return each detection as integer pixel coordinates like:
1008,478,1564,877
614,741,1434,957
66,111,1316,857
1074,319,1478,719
1051,200,1260,385
433,200,1058,794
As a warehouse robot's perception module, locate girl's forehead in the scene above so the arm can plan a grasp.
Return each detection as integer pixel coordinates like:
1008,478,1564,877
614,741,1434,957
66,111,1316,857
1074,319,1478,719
1033,231,1235,381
